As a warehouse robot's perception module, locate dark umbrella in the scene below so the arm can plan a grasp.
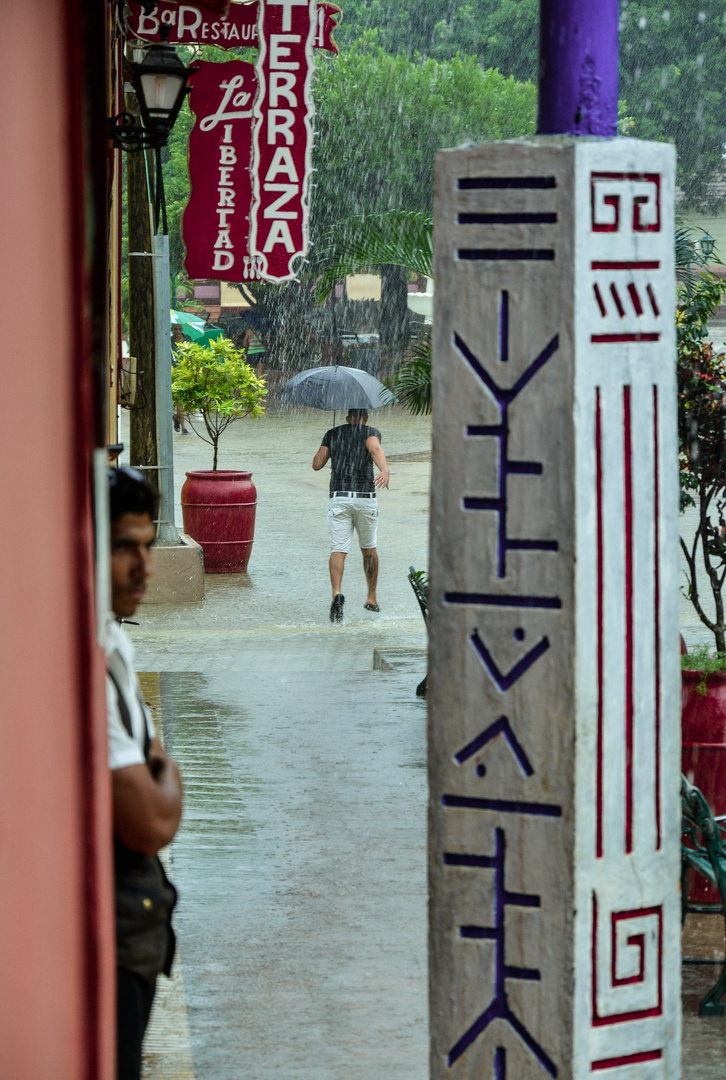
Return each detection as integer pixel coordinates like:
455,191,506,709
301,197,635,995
278,366,395,411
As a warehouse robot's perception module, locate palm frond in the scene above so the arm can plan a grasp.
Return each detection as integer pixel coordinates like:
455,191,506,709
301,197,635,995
315,210,433,301
676,220,720,293
385,328,432,416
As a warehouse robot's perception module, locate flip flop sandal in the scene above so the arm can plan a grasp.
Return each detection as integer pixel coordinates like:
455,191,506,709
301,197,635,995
364,603,380,612
330,594,345,622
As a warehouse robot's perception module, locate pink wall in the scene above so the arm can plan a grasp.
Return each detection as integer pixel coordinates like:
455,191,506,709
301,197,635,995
0,1,114,1077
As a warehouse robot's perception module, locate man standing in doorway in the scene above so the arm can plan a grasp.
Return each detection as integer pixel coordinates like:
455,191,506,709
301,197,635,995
107,467,183,1080
312,409,390,622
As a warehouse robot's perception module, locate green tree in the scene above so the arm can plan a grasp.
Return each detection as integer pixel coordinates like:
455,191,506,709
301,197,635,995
315,210,432,298
619,1,726,208
332,0,539,69
171,337,266,470
677,271,726,651
335,0,726,208
158,41,536,264
311,42,536,230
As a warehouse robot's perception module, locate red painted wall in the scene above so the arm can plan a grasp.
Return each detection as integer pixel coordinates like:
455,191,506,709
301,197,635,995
0,1,114,1077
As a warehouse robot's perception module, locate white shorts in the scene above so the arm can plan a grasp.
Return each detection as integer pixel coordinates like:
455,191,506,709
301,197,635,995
328,496,379,553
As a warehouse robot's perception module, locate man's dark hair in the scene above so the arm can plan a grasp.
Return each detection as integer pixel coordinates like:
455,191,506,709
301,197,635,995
109,466,158,522
347,409,369,421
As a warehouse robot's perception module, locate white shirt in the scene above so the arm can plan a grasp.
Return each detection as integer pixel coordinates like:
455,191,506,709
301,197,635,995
105,618,155,771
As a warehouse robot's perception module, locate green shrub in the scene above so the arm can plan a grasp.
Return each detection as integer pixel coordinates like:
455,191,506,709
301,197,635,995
171,337,266,470
682,646,726,695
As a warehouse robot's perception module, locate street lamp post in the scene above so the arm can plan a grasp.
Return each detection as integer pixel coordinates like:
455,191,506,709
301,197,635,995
113,29,196,546
701,233,717,262
110,27,196,151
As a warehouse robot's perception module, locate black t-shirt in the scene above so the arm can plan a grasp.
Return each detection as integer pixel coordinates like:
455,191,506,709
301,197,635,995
321,423,382,495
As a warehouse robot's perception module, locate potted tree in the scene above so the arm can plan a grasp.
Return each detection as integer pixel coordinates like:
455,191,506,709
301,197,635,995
678,267,726,890
172,336,266,572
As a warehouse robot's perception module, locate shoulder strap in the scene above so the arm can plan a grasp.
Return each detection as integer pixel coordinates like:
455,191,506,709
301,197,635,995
108,669,151,761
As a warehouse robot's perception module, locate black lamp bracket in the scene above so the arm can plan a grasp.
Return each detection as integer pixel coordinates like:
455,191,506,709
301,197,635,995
109,110,166,151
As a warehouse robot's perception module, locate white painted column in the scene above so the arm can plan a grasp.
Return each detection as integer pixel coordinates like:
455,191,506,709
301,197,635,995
429,137,679,1080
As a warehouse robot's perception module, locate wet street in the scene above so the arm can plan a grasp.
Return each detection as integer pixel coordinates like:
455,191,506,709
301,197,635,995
120,405,432,1079
120,402,726,1078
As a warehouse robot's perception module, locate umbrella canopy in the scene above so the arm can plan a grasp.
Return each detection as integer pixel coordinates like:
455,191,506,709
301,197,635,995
170,308,207,340
278,366,395,411
196,327,225,347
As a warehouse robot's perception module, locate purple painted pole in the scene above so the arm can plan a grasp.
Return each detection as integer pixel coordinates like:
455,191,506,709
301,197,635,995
537,0,619,137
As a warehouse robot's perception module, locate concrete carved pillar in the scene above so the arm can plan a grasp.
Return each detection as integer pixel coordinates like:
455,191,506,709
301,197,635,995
429,137,679,1079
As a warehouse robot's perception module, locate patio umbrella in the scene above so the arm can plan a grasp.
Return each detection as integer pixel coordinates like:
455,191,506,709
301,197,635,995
196,327,225,347
170,308,207,340
278,366,395,411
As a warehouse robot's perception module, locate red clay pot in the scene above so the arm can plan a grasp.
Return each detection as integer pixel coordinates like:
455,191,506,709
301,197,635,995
682,669,726,902
181,470,257,573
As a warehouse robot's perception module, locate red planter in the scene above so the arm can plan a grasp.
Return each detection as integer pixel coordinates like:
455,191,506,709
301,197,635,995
682,669,726,902
181,470,257,573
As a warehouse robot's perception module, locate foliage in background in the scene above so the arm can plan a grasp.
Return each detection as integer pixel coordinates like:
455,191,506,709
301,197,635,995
157,42,535,269
311,43,536,233
162,100,193,283
677,269,726,651
332,0,539,73
151,44,533,365
315,211,433,300
171,337,266,470
618,0,726,208
681,645,726,692
334,0,726,208
386,328,432,416
139,0,726,333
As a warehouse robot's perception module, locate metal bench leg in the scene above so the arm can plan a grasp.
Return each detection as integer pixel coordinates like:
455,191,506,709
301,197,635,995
698,831,726,1016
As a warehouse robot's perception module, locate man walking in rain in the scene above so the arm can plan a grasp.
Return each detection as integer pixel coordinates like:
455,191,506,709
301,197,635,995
107,466,183,1080
312,408,390,621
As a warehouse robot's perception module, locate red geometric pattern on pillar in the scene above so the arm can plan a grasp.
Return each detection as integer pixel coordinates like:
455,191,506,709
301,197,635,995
594,386,662,861
591,897,663,1026
582,149,676,1079
591,1049,663,1072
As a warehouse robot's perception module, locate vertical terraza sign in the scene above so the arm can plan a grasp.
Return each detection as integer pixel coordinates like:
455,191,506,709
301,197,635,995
249,0,317,282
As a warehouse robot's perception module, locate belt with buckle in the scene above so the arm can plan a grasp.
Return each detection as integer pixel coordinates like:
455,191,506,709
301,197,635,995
331,491,376,499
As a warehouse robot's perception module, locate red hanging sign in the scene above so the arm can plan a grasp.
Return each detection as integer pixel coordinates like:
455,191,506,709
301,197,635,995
182,60,264,281
127,1,341,54
249,0,316,282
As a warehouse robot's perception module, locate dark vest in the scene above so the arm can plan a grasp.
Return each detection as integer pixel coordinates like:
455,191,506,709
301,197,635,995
109,670,177,984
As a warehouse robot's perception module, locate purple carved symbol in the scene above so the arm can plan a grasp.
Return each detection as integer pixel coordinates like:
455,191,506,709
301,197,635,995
455,330,559,578
444,829,557,1075
471,629,549,691
444,592,562,609
442,794,562,818
455,715,534,777
499,291,509,362
495,1046,507,1080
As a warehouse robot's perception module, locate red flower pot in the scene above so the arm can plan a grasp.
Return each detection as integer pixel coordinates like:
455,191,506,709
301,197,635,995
682,669,726,902
180,470,257,573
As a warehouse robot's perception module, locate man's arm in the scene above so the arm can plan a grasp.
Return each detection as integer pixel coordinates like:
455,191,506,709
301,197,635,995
366,436,390,489
112,737,183,856
312,445,330,471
